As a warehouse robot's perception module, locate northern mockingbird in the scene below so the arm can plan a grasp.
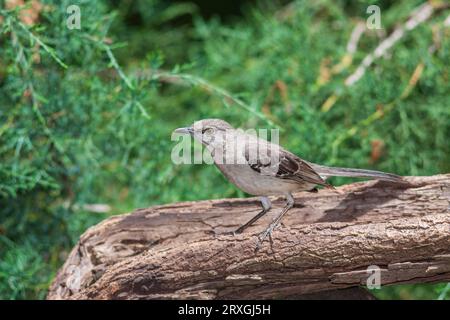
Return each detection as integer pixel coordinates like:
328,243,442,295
174,119,403,249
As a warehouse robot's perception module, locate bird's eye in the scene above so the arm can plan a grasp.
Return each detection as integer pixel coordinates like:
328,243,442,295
202,128,214,135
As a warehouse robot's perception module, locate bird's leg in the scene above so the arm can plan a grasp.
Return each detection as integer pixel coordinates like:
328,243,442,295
233,196,271,235
256,193,294,250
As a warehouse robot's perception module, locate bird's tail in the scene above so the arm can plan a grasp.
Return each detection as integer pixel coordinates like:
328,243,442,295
310,164,404,183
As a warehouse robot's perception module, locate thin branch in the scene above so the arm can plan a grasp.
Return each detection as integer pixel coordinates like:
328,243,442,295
9,25,65,155
104,45,134,90
321,2,447,113
330,11,450,157
344,2,435,87
331,21,366,75
146,70,278,128
0,8,68,69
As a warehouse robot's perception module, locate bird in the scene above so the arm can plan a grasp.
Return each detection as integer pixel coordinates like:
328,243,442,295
173,118,403,249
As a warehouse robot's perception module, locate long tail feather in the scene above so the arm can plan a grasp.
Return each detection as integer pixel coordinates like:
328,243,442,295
310,164,403,183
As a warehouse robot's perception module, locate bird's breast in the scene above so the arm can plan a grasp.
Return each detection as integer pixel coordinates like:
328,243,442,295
214,163,311,196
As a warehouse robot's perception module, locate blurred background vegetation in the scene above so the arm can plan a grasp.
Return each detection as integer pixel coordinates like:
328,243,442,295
0,0,449,299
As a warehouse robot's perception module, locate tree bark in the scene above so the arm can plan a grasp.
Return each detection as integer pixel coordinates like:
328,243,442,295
47,174,450,300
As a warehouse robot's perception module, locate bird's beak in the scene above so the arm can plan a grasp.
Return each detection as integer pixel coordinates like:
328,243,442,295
173,127,193,135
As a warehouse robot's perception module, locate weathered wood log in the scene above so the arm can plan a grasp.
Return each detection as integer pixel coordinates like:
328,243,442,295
47,174,450,300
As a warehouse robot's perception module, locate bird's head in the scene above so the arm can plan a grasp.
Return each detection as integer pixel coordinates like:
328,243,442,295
173,119,233,148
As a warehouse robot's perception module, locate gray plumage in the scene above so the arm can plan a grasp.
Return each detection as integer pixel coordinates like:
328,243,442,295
174,118,403,249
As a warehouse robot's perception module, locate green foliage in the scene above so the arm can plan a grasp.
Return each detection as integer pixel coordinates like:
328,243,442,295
0,237,49,299
374,282,450,300
0,0,449,299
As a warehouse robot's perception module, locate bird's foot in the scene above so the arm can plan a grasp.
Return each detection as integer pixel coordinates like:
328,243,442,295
255,194,294,251
255,221,279,251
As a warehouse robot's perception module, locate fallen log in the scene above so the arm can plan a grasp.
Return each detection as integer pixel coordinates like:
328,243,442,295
47,174,450,299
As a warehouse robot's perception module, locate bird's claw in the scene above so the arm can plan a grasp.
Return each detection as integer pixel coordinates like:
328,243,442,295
255,216,283,252
255,226,274,251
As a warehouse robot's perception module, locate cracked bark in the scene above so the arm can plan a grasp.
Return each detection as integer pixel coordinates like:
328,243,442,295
47,174,450,300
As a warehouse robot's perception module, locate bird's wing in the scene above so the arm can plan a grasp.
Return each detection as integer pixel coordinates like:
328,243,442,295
276,151,331,187
244,142,331,188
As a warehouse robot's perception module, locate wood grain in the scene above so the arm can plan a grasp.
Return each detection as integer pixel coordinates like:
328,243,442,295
47,174,450,299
